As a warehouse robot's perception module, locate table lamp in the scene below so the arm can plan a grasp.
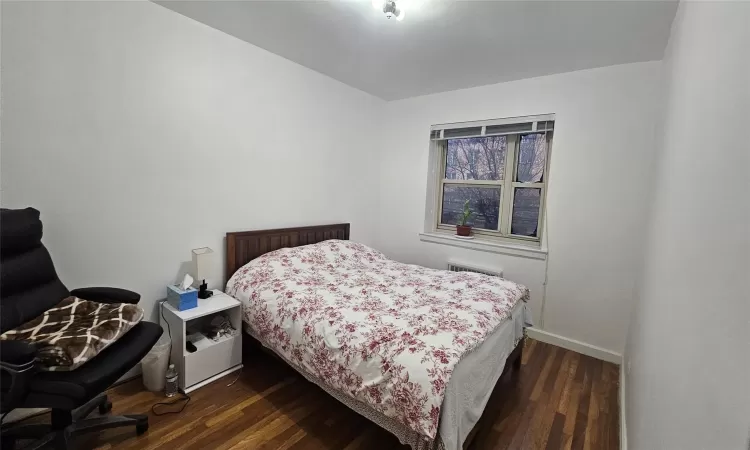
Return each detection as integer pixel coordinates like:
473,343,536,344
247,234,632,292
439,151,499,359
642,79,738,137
192,247,214,299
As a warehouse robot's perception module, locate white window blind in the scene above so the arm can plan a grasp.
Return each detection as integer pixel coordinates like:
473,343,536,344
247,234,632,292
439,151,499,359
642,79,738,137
430,114,555,140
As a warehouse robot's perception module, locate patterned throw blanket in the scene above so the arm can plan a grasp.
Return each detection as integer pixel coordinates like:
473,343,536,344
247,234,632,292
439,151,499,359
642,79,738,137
0,297,144,371
227,240,529,440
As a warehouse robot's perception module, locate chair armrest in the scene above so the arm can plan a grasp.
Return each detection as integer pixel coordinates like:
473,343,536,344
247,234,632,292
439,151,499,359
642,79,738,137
70,287,141,304
0,340,37,366
0,341,37,411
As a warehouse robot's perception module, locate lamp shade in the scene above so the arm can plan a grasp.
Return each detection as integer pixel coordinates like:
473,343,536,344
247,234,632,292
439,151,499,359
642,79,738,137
191,247,214,282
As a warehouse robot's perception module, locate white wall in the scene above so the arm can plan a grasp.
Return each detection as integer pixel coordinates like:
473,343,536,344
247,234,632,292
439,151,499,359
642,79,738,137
5,0,724,373
0,1,384,323
624,2,750,449
378,62,662,354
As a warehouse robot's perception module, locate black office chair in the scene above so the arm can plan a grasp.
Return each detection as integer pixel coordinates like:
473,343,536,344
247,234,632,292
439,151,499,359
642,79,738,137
0,208,163,449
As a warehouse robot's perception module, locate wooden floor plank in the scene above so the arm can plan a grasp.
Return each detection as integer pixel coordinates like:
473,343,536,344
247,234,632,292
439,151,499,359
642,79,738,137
521,338,537,365
607,363,621,450
519,349,566,449
530,346,559,401
205,377,297,428
17,339,618,450
546,413,567,450
570,357,594,450
583,360,602,450
533,352,573,449
556,352,580,417
562,355,585,439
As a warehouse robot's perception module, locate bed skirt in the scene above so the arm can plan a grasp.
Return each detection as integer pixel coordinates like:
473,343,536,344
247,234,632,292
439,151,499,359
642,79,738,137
242,301,532,450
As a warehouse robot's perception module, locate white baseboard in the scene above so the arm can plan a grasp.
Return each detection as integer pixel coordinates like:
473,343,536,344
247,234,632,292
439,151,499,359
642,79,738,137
620,366,627,450
525,328,622,365
183,364,243,394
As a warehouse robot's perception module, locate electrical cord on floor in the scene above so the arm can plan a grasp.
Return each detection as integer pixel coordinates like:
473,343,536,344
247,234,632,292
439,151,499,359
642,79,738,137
160,300,171,341
151,391,190,416
226,367,242,387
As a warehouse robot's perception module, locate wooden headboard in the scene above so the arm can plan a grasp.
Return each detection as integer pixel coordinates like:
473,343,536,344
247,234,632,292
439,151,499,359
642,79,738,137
225,223,350,284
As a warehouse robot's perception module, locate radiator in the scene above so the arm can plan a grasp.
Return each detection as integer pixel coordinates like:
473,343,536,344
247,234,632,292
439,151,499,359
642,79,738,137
446,261,503,278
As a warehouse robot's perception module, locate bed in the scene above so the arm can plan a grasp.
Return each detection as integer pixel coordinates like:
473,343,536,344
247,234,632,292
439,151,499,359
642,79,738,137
224,224,532,450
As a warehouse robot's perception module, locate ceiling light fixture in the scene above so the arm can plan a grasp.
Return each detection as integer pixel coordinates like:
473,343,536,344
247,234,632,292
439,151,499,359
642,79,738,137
372,0,405,21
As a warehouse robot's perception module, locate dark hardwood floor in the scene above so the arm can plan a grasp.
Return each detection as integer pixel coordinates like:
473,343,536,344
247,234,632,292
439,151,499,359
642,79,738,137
68,339,619,450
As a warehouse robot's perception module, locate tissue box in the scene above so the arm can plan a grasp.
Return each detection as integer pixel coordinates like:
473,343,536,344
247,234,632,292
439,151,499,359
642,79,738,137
167,285,198,311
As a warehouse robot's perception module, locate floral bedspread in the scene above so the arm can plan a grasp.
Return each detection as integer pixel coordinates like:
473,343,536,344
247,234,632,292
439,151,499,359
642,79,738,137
226,240,528,439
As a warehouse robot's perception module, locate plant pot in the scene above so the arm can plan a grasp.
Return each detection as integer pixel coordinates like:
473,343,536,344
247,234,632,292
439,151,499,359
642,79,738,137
456,225,472,237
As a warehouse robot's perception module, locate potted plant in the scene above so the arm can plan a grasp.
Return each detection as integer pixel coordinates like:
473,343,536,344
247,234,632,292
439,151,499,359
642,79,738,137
456,200,473,236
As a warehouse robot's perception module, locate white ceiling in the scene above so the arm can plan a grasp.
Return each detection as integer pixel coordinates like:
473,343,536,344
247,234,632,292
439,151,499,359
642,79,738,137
156,0,678,100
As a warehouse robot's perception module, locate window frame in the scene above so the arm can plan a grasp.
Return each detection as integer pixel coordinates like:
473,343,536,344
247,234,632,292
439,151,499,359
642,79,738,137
427,116,553,247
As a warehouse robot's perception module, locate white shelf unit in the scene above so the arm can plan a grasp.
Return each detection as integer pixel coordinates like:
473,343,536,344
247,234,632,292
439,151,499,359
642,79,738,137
160,290,243,393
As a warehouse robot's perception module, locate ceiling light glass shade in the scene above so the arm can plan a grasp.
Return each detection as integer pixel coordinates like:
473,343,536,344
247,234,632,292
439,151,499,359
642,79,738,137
372,0,385,10
396,8,405,21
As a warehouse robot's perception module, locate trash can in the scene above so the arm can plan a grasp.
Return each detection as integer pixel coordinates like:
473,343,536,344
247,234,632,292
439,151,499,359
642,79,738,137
141,333,171,392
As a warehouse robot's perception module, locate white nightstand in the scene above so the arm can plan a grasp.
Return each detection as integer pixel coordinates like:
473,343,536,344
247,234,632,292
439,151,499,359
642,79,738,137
160,290,243,393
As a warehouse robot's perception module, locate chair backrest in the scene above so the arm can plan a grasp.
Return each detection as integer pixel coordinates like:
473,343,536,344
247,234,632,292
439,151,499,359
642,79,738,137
0,208,69,334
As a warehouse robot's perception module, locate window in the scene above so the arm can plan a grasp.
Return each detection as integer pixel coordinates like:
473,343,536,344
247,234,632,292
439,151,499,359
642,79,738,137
427,115,553,245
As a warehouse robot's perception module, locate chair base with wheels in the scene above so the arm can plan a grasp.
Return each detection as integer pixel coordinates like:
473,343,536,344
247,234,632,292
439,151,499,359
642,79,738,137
1,394,149,450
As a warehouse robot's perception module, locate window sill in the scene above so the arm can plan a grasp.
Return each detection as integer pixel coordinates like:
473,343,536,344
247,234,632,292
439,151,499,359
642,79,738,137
419,232,548,260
